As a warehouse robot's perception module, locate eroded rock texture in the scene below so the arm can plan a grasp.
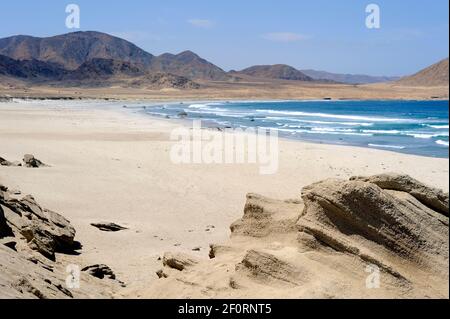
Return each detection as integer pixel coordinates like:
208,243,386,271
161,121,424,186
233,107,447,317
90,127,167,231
1,184,116,299
147,174,449,299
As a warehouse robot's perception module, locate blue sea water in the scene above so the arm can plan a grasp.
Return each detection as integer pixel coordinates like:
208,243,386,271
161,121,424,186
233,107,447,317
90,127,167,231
142,100,449,158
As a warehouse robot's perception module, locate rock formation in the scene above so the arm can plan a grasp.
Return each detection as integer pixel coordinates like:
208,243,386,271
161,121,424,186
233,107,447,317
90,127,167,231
23,154,47,168
147,173,449,299
0,184,118,298
0,156,21,167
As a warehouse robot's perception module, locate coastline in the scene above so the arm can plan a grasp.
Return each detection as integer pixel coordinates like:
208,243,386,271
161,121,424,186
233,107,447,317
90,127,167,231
0,101,448,296
1,80,449,102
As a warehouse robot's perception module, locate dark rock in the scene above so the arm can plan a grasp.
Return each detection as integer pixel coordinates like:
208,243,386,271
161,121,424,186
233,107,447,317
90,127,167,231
0,156,21,167
90,222,128,232
23,154,47,168
156,269,169,279
162,252,199,271
0,237,17,251
1,188,77,260
82,264,116,280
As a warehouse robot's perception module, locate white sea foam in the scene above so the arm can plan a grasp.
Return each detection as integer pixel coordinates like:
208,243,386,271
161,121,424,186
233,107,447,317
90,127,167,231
436,140,449,147
405,132,450,139
362,130,402,135
256,110,412,122
265,117,374,127
368,144,406,150
282,128,372,137
423,124,449,129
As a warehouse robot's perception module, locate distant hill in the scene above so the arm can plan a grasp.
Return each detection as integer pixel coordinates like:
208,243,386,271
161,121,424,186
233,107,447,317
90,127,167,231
150,51,229,81
301,69,400,84
65,58,143,80
235,64,313,81
0,31,153,70
396,58,449,87
0,31,228,81
0,54,199,89
0,54,66,80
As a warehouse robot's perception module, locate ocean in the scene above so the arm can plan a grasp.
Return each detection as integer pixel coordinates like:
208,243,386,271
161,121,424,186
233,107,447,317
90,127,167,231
141,100,449,158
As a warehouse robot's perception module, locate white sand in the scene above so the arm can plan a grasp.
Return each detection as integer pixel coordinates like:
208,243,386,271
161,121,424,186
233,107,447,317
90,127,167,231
0,100,448,296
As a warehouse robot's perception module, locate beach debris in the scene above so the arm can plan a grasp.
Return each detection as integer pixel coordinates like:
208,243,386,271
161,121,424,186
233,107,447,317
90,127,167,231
82,264,116,280
162,252,199,271
90,222,128,232
23,154,47,168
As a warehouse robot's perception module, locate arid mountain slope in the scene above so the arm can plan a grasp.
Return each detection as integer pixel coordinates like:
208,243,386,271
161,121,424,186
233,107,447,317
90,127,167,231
397,58,449,87
0,32,228,81
302,69,400,84
0,55,199,89
235,64,314,81
0,54,66,80
0,31,154,70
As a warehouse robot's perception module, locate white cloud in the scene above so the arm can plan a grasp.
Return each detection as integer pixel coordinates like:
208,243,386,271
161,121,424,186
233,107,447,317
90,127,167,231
262,32,309,43
188,19,214,29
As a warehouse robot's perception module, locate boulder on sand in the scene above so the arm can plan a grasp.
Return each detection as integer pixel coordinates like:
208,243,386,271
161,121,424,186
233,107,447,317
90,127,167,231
23,154,47,168
1,185,77,260
162,252,199,271
90,222,128,232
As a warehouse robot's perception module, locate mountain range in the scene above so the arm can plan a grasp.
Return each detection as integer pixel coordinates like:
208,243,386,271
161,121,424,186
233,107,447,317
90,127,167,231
0,31,448,87
232,64,314,82
300,69,400,84
0,31,229,82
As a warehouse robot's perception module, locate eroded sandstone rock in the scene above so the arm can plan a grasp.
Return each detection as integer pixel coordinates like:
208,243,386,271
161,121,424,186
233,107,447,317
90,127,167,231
145,174,449,299
350,173,449,215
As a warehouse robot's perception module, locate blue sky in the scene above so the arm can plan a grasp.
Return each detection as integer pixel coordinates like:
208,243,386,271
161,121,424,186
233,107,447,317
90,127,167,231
0,0,448,76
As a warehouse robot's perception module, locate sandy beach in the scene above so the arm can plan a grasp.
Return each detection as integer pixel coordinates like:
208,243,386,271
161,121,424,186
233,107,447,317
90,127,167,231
0,100,448,297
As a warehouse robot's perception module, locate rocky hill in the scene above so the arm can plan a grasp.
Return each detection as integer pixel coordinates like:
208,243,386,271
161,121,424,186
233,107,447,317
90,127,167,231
0,54,66,80
0,54,199,89
0,31,228,81
397,58,449,87
301,69,400,84
236,64,314,81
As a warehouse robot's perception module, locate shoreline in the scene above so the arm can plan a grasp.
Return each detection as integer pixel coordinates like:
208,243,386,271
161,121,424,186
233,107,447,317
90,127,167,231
0,101,448,296
2,98,449,159
1,80,448,102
